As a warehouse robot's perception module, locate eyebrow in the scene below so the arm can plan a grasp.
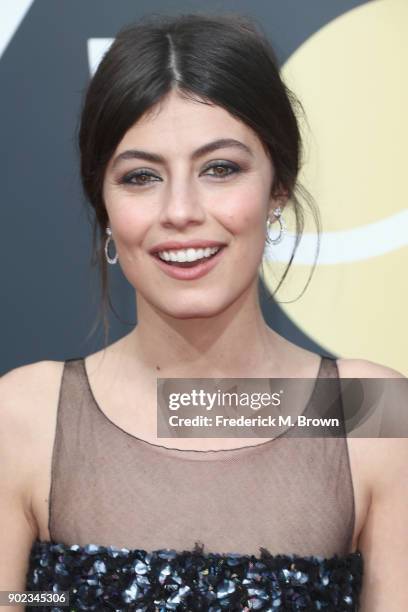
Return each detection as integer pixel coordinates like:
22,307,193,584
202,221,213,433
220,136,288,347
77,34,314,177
110,138,254,170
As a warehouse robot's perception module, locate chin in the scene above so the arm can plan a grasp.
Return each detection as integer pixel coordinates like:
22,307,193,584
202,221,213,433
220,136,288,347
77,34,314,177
155,298,232,321
164,306,224,320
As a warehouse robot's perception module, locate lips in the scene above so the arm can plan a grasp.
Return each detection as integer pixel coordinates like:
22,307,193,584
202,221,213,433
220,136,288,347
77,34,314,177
150,244,226,281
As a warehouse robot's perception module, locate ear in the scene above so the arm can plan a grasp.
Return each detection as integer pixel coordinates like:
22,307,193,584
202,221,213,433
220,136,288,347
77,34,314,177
268,189,289,218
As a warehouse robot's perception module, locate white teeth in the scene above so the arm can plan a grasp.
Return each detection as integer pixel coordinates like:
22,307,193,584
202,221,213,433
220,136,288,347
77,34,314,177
157,246,221,262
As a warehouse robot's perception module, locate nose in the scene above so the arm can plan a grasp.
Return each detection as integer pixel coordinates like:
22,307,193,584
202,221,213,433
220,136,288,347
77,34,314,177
158,178,206,230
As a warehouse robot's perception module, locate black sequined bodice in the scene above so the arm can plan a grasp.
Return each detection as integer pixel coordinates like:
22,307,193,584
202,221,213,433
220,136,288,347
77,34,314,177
27,539,363,611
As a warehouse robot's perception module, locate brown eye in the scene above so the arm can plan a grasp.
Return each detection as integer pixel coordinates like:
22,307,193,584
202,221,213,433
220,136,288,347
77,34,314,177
120,171,160,186
214,166,229,176
136,174,149,183
204,162,240,179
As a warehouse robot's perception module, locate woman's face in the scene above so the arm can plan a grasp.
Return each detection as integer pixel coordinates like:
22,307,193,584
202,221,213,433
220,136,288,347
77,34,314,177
103,89,279,319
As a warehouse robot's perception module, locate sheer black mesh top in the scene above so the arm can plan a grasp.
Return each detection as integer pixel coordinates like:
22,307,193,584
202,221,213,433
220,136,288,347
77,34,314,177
26,356,363,611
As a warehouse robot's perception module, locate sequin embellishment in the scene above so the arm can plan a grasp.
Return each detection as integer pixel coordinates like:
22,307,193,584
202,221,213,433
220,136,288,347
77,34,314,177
26,539,363,611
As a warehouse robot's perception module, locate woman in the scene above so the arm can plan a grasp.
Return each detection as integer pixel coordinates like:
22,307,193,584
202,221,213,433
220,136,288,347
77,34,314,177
1,12,407,612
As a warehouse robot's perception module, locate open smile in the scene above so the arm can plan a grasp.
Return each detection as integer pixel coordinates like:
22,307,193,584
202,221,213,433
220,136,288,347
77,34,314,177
151,246,226,280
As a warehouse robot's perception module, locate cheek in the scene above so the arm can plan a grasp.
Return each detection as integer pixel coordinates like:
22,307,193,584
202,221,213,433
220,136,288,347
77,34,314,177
220,189,268,235
104,193,151,244
106,208,153,264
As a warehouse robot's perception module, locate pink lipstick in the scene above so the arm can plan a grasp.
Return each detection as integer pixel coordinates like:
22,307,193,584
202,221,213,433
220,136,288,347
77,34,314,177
151,245,226,281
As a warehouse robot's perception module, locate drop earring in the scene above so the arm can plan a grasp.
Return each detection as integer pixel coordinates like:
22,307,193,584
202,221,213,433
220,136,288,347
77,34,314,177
105,226,118,265
266,206,286,245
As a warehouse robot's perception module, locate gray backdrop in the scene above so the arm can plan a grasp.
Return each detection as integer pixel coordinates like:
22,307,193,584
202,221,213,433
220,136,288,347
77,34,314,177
0,0,369,375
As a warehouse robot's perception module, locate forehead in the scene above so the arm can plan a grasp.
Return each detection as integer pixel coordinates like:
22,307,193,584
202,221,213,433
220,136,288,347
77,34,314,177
113,89,263,156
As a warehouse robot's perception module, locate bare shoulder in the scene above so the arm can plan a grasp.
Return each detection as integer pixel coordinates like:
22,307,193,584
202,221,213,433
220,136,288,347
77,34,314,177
0,359,64,426
335,356,406,379
0,358,65,388
336,356,407,455
0,360,65,490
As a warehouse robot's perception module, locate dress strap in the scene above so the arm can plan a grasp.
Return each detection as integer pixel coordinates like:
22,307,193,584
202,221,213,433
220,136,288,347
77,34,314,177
319,355,339,379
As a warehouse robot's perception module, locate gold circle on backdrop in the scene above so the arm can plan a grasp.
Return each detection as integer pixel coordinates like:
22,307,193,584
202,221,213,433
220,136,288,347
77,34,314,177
263,0,408,374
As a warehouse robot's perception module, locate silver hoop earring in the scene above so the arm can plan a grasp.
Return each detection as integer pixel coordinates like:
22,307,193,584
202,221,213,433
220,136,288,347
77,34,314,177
266,206,286,245
105,226,118,265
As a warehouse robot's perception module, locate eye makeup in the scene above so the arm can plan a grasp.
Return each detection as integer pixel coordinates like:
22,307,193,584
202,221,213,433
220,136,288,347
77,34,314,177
115,160,244,187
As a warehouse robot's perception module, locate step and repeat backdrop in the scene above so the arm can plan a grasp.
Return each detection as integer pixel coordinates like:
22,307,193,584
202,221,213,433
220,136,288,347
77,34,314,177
1,0,407,374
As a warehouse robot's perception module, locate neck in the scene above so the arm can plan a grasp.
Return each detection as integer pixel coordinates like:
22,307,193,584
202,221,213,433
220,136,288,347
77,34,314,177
124,282,284,378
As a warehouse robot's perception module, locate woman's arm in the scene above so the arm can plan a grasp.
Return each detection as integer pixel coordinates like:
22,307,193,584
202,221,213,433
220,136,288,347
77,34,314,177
358,436,408,611
0,364,47,611
340,360,408,611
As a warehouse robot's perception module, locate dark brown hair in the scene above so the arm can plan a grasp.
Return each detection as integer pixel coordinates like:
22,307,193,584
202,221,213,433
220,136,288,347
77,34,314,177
78,11,320,345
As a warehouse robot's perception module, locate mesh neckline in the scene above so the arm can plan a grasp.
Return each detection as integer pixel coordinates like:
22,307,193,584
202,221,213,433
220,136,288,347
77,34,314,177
79,354,328,461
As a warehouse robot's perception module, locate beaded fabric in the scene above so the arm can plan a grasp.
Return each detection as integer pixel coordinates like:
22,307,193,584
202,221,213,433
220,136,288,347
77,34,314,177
25,356,363,610
27,540,363,611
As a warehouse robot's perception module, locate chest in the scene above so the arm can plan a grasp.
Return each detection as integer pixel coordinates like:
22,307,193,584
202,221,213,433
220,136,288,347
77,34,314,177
30,422,369,556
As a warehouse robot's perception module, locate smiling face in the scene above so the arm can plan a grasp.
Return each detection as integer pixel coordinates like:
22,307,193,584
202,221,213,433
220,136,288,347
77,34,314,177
102,89,282,319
